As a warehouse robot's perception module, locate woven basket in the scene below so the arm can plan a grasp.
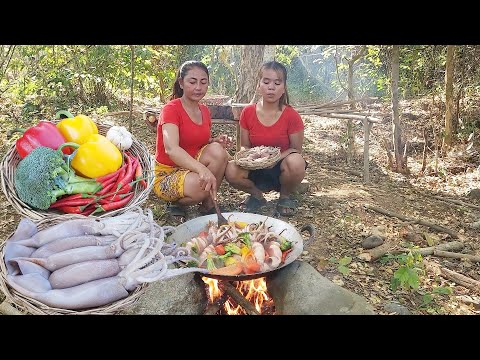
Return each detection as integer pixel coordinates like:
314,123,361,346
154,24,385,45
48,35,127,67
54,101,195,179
234,146,281,170
1,122,155,221
0,215,148,315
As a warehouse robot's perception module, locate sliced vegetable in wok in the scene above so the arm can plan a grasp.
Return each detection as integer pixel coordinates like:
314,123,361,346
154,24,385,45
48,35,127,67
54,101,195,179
184,219,293,276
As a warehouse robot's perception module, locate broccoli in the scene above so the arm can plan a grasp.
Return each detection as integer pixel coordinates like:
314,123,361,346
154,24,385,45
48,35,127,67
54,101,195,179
14,146,101,210
279,237,292,252
237,232,251,248
224,243,241,255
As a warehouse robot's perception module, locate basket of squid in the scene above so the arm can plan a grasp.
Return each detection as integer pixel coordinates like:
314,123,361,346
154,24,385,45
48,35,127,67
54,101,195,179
0,207,208,315
234,146,281,170
1,119,155,221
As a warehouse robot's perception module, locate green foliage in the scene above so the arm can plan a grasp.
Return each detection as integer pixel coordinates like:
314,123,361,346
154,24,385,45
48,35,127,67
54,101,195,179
4,44,480,129
329,256,352,275
419,286,453,313
381,250,424,292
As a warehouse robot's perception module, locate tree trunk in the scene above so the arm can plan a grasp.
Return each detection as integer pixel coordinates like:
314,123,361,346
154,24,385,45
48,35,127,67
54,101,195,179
443,45,455,150
234,45,265,103
263,45,276,62
345,46,366,165
249,45,276,104
391,45,407,173
129,45,135,133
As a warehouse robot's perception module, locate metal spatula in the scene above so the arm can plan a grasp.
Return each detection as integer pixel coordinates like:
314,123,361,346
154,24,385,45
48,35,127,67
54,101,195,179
210,190,228,226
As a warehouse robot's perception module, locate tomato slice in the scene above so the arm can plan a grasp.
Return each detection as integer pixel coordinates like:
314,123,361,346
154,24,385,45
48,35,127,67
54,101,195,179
214,244,226,255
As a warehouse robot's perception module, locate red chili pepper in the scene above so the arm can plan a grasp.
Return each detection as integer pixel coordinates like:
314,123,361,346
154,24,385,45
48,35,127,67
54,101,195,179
92,192,135,213
50,195,98,208
135,161,148,189
80,205,97,216
56,205,85,214
95,181,116,196
281,248,293,263
98,191,134,204
7,121,72,158
95,166,124,183
113,155,138,194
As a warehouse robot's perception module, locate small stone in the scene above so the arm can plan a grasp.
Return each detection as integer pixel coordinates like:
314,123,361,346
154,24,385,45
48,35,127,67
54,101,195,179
467,189,480,200
361,235,384,249
295,179,310,194
383,302,412,315
470,220,480,229
370,226,386,238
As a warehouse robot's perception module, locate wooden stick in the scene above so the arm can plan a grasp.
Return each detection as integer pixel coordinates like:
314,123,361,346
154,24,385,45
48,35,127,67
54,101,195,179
324,113,382,123
407,241,464,256
364,204,459,238
363,119,373,184
322,165,362,177
221,281,260,315
358,241,397,262
440,267,480,292
432,250,480,262
204,293,228,315
359,240,464,262
430,195,480,210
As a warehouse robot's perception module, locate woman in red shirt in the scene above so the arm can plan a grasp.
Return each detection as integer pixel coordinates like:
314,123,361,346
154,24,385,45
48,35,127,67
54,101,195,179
154,60,232,219
225,61,307,216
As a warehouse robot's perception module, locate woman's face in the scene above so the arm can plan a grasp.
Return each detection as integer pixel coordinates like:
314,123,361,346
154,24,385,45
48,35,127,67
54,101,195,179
180,66,209,102
258,68,285,104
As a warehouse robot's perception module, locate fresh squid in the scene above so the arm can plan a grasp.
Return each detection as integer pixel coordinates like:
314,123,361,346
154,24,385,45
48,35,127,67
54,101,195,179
3,207,208,310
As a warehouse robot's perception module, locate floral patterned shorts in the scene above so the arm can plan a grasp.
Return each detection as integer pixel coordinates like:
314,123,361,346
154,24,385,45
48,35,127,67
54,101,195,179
153,145,207,202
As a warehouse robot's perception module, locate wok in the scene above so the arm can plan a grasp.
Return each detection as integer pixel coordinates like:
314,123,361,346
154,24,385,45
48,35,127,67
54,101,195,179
169,212,315,281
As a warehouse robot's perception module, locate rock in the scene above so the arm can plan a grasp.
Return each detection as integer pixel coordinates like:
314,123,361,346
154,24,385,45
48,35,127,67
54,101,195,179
267,261,376,315
467,189,480,200
361,235,384,249
370,225,386,238
383,302,412,315
121,273,207,315
295,179,310,195
470,220,480,230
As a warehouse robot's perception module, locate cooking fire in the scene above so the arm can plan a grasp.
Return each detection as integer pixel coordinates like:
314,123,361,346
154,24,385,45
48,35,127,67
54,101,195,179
203,276,275,315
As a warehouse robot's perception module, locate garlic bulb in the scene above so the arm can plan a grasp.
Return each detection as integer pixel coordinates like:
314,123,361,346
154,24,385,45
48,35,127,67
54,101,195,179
106,126,133,151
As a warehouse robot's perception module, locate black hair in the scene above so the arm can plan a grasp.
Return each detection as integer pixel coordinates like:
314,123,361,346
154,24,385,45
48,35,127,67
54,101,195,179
258,60,290,110
170,60,209,100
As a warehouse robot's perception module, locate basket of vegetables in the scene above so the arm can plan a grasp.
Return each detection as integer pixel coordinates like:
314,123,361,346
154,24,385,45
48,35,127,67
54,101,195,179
1,112,155,221
234,146,281,170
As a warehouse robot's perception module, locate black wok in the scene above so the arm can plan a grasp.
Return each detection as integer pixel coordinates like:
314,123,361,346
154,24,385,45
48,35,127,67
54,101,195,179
170,212,315,281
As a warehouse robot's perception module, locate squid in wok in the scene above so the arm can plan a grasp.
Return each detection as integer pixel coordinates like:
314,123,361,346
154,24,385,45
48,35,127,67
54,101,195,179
184,218,293,276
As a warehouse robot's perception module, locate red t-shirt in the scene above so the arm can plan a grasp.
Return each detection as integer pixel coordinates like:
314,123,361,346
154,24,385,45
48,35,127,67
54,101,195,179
155,98,212,166
239,104,304,152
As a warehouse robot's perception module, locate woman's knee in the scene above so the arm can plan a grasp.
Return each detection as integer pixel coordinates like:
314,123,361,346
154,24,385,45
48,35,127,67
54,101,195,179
225,161,244,184
183,173,208,203
202,142,228,164
281,154,306,176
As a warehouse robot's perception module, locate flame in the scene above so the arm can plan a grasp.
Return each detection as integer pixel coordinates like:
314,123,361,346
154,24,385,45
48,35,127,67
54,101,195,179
202,276,272,315
203,277,221,302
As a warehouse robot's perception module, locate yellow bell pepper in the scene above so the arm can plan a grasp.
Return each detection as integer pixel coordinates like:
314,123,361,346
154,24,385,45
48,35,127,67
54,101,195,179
65,134,122,178
57,114,98,145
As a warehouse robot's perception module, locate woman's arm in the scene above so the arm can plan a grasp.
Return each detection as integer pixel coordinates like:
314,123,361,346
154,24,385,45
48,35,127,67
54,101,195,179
239,127,251,151
279,130,304,159
162,123,208,174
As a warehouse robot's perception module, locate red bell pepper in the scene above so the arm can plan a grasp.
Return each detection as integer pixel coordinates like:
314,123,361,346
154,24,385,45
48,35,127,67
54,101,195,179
7,121,72,158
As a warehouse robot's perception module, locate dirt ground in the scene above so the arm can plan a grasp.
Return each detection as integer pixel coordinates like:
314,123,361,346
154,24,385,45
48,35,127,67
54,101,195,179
1,99,480,315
